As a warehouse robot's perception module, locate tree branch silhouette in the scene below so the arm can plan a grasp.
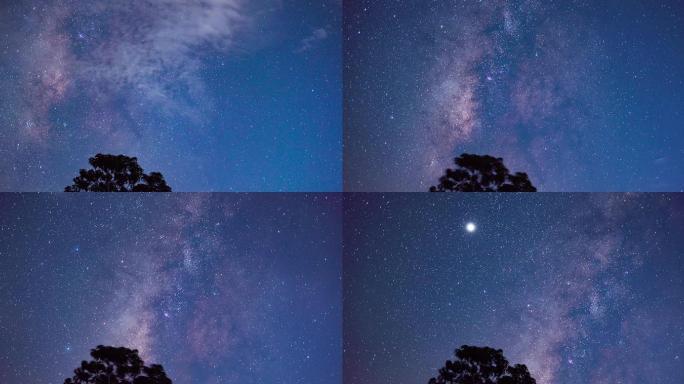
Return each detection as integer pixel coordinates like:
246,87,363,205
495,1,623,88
64,345,172,384
65,154,171,192
428,345,536,384
430,154,536,192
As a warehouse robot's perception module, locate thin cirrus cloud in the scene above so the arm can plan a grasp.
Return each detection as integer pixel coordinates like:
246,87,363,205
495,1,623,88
2,0,342,191
19,0,248,143
296,27,329,52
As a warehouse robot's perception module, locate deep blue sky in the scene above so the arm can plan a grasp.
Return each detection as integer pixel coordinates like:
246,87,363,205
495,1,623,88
344,0,684,191
0,1,341,191
0,194,341,384
344,193,684,383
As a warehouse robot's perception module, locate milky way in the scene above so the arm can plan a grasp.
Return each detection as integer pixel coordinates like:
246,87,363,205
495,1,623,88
0,1,341,191
344,1,684,191
0,194,341,384
344,193,684,384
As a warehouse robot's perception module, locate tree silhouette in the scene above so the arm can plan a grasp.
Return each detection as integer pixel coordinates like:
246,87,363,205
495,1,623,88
428,345,536,384
64,345,172,384
65,154,171,192
430,154,536,192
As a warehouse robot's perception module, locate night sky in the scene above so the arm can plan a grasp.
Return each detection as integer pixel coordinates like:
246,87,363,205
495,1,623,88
344,194,684,383
0,1,341,191
344,1,684,191
0,194,341,384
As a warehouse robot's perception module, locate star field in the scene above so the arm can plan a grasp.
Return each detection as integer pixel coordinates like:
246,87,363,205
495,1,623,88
0,1,341,191
0,194,341,384
344,1,684,191
344,193,684,383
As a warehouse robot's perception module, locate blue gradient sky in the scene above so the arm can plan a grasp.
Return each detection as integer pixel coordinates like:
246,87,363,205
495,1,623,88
0,194,341,383
344,1,684,191
0,1,341,191
344,193,684,383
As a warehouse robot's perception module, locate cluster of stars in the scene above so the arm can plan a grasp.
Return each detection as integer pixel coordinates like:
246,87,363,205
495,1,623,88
0,194,342,384
0,0,341,191
343,0,684,192
343,193,684,384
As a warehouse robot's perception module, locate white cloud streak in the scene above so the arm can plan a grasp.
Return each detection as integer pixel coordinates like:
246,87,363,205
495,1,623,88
20,0,249,142
296,27,328,52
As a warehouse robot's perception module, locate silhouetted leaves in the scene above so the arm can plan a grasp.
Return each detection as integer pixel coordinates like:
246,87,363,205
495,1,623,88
430,154,536,192
428,345,536,384
64,345,172,384
65,154,171,192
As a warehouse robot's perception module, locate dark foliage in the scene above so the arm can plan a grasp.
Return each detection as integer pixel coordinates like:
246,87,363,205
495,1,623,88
64,345,172,384
430,154,536,192
65,154,171,192
428,345,536,384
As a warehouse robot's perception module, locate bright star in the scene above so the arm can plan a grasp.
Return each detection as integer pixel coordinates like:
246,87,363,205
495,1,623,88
465,222,476,233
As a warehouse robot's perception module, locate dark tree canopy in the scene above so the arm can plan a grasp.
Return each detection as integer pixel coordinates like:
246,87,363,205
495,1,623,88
430,154,536,192
428,345,536,384
64,345,172,384
65,154,171,192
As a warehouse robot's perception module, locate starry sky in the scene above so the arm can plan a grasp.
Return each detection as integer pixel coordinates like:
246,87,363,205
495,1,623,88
344,0,684,192
0,0,341,191
0,193,341,384
344,193,684,384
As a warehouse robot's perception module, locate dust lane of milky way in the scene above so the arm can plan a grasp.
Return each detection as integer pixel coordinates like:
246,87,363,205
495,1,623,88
0,194,341,384
344,1,684,191
0,1,341,191
344,193,684,384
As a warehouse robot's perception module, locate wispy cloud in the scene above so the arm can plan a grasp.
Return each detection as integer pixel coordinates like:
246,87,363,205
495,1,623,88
19,0,250,142
296,27,328,52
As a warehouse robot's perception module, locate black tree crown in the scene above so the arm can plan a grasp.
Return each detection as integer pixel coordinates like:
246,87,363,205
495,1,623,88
64,345,172,384
65,154,171,192
430,154,536,192
429,345,536,384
